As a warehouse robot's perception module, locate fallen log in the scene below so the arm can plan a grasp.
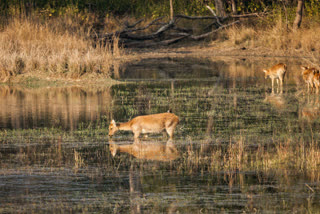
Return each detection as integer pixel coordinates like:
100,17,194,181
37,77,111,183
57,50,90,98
168,20,240,41
120,19,175,40
189,20,240,40
96,8,267,48
101,16,165,39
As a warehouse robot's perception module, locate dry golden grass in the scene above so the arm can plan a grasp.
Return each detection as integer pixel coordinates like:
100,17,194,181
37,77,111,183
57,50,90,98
0,18,121,82
222,19,320,56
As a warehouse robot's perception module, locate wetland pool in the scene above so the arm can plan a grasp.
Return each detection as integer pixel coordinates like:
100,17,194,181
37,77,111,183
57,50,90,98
0,56,320,213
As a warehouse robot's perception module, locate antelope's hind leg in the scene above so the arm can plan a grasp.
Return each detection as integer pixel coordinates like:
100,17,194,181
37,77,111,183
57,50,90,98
165,122,178,140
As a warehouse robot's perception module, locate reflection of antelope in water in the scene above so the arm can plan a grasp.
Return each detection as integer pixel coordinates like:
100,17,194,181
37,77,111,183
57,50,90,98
300,96,320,121
264,92,286,110
109,140,179,161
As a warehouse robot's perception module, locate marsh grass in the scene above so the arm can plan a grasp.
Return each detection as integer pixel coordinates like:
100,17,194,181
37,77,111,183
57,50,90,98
164,137,317,182
1,124,319,181
1,123,319,213
5,128,318,182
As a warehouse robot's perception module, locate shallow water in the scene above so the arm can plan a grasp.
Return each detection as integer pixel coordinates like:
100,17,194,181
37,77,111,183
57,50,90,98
1,56,320,213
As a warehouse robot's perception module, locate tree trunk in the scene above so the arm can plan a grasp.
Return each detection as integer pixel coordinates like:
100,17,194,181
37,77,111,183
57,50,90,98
231,0,237,14
293,0,304,31
170,0,174,20
215,0,226,17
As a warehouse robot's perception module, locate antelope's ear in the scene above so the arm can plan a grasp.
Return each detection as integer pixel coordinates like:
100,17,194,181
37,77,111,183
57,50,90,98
111,120,116,125
301,66,308,70
263,69,267,73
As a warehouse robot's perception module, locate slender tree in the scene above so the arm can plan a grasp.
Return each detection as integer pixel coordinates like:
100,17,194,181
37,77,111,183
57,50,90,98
215,0,226,17
293,0,304,31
170,0,173,20
231,0,237,14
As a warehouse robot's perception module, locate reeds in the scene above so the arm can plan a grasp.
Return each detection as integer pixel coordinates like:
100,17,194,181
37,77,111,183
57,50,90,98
180,138,320,181
0,18,120,82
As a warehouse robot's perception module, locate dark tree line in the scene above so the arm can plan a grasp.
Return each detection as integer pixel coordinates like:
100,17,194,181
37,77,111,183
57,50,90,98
0,0,312,35
0,0,313,20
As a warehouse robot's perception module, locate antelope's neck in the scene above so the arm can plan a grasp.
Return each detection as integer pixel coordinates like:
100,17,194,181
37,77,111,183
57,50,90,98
118,121,132,131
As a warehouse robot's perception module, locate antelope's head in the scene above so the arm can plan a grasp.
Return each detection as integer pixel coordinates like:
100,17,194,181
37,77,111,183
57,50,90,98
301,66,309,74
262,69,269,79
108,120,119,138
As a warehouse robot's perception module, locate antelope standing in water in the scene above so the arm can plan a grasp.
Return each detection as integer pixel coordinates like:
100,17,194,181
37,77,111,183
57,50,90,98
109,140,180,161
301,66,319,93
311,68,320,94
263,63,287,92
109,112,179,140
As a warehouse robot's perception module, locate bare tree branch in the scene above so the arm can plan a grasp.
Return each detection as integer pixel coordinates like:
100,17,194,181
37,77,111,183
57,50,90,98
190,20,240,40
125,19,144,28
121,19,175,40
102,17,165,39
206,5,223,26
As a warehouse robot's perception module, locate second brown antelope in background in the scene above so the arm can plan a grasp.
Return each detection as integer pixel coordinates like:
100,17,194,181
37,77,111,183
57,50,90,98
109,112,179,140
301,66,317,93
313,69,320,94
263,63,287,92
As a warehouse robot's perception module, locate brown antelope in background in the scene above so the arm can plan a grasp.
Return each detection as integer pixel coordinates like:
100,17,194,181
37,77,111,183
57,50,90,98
263,63,287,92
313,70,320,94
109,112,179,140
109,140,180,161
301,66,319,93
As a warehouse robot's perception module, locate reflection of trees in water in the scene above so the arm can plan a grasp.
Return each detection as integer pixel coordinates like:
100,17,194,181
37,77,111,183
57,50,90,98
0,86,112,130
119,57,305,89
124,161,307,213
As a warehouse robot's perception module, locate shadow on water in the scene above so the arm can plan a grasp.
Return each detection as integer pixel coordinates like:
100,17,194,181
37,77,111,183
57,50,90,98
0,56,320,212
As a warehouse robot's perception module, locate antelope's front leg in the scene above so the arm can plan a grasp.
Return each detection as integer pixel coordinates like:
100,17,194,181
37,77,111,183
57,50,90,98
133,131,141,140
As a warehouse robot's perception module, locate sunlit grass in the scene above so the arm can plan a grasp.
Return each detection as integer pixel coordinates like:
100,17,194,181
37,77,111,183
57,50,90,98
222,17,320,56
0,18,121,82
